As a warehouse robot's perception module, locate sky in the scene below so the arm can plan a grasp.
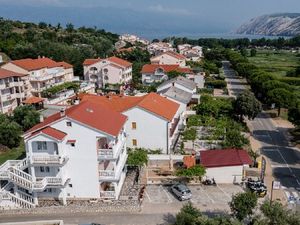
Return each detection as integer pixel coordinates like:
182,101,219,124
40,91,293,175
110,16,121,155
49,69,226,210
0,0,299,38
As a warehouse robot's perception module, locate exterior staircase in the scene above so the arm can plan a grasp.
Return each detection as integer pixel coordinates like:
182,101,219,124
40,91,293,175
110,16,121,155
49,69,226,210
0,158,68,209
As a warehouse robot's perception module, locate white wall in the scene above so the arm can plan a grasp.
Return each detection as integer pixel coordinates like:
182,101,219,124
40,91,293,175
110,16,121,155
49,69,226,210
151,54,186,67
205,165,247,184
123,107,168,153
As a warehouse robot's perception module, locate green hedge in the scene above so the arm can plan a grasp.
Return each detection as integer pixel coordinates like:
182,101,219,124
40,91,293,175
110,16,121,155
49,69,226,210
41,82,80,98
205,80,227,89
279,77,300,86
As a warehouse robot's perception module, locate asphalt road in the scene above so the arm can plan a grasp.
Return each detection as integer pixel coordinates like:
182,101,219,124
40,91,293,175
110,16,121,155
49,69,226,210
222,61,300,203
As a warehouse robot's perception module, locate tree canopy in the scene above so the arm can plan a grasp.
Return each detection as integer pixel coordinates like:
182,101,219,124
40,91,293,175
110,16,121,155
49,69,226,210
0,114,22,148
126,148,148,167
12,105,40,131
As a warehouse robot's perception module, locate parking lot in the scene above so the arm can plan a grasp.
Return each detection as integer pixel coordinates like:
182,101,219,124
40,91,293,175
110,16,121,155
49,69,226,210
143,184,244,210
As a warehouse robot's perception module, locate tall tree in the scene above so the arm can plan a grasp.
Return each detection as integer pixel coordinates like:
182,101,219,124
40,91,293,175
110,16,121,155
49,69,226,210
234,90,262,120
230,192,257,221
267,88,295,116
12,105,40,131
0,114,22,148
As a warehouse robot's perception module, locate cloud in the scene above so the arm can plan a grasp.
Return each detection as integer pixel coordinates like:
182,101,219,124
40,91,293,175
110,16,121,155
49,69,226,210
148,4,194,16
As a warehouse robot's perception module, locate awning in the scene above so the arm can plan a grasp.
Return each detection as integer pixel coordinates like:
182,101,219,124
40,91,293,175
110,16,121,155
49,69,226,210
23,96,45,104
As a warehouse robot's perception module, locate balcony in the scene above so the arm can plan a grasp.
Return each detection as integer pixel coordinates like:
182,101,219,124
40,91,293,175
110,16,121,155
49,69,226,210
97,135,125,160
30,155,69,165
100,191,116,199
99,170,115,180
98,149,114,159
30,74,53,82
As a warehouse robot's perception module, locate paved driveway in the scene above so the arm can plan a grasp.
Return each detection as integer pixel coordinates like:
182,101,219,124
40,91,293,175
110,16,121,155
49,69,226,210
143,184,244,210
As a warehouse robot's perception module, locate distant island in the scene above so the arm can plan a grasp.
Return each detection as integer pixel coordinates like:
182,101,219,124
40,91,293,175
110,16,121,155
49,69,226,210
236,13,300,36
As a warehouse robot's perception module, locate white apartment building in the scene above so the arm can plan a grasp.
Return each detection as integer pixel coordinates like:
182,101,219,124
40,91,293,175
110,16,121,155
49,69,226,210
82,93,181,154
0,101,128,209
83,56,132,88
1,57,74,98
150,51,187,67
119,34,150,45
0,68,31,114
141,64,192,85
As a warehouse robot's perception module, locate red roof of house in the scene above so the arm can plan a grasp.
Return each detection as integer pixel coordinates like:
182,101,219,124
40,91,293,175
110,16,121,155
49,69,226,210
23,96,44,104
30,127,67,141
108,56,132,68
26,101,127,137
11,57,60,71
56,61,73,69
0,68,27,79
141,64,192,74
82,92,179,121
83,58,101,66
201,149,252,168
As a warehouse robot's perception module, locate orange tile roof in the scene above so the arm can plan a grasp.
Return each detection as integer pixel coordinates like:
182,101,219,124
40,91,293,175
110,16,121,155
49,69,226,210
82,93,179,121
108,56,132,68
30,126,67,141
11,57,60,71
26,101,127,137
83,58,101,66
0,68,26,79
56,61,73,69
138,93,179,121
23,96,44,104
141,64,192,74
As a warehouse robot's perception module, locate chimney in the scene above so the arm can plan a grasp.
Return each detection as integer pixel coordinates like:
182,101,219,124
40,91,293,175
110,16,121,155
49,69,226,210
60,108,66,117
39,115,44,123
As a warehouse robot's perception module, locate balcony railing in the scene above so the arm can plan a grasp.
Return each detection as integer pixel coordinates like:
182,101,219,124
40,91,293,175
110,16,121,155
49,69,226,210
98,149,114,159
31,155,69,165
29,74,53,81
100,191,115,199
99,170,115,178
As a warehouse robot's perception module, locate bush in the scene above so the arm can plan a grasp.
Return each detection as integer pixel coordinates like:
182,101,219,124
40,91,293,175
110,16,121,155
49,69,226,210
205,79,227,89
279,77,300,86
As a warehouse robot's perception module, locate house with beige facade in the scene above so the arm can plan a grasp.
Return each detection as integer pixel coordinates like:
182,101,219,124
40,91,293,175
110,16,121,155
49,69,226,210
1,57,74,98
150,51,187,67
0,68,31,114
83,56,132,88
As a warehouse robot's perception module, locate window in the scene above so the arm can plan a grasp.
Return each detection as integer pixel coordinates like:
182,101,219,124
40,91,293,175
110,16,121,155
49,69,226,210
40,167,45,172
71,143,75,147
68,184,73,188
132,122,137,130
45,166,50,173
132,139,137,146
37,141,47,151
66,121,72,127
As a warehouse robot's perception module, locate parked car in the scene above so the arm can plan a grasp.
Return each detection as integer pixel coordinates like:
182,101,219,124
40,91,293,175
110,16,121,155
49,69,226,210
171,183,192,201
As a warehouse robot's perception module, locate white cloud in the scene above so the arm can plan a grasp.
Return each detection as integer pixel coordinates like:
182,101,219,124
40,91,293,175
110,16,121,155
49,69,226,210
148,4,194,16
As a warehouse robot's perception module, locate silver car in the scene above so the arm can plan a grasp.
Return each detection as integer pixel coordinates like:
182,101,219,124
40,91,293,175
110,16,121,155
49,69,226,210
171,184,192,201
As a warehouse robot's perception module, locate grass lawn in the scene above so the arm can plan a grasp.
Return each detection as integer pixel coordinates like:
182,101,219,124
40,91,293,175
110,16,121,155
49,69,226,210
248,50,300,78
0,142,26,165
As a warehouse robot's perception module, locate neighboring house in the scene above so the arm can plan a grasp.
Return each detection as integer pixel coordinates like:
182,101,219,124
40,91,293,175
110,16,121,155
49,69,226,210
119,34,150,45
82,93,181,154
1,57,74,97
178,44,203,61
83,56,132,88
157,76,197,94
201,149,252,183
0,68,31,114
147,42,176,55
150,51,187,67
0,101,128,209
141,64,192,85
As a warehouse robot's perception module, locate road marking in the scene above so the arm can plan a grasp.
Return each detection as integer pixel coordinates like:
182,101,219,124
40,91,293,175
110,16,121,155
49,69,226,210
276,148,293,173
285,191,291,199
263,148,279,152
271,164,289,168
199,186,215,203
144,189,151,202
216,185,231,200
162,186,173,203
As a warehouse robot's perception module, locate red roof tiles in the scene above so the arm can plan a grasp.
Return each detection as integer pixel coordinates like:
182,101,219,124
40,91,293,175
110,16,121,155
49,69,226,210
56,61,73,69
0,68,26,79
82,93,179,121
26,101,127,137
201,149,252,168
23,96,44,104
107,56,132,68
11,58,60,71
30,127,67,141
83,58,101,66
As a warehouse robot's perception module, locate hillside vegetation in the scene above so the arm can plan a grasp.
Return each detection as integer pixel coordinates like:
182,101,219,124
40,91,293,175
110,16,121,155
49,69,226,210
0,18,119,75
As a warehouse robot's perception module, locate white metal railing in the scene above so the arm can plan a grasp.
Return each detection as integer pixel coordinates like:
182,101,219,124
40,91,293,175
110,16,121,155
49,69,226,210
98,149,114,159
0,190,35,208
99,170,115,178
100,191,115,199
31,155,69,165
29,74,53,81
